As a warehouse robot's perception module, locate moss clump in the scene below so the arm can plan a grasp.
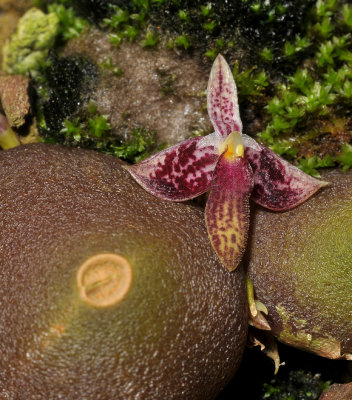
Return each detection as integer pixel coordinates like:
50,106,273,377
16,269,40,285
2,8,59,75
254,0,352,176
1,2,89,76
103,2,153,48
47,2,89,41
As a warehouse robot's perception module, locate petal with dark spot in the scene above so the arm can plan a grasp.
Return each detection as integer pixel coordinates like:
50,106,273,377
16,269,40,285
124,134,219,201
243,135,328,210
205,153,253,271
207,54,242,138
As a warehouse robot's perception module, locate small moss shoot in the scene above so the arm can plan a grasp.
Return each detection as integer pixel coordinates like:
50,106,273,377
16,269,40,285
99,57,123,76
141,30,159,48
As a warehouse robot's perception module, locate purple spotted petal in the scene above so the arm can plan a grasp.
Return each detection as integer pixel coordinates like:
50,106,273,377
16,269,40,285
124,134,219,201
243,135,328,210
207,54,242,138
205,153,253,271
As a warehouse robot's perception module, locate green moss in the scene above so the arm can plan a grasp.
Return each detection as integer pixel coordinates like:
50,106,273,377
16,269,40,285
174,34,191,50
299,156,334,177
203,20,217,32
232,61,268,99
2,8,59,75
66,0,315,68
260,47,274,62
249,0,352,175
109,127,158,162
103,3,149,48
141,30,159,47
60,105,112,143
99,57,123,76
2,3,89,76
48,3,89,41
204,47,219,61
200,3,212,17
283,35,311,58
335,143,352,171
178,9,190,23
342,4,352,28
149,0,314,62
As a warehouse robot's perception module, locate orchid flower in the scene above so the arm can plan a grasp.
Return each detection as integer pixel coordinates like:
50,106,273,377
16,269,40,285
125,55,327,272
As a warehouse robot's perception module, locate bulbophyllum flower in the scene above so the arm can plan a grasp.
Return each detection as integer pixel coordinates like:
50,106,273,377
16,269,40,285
125,55,327,272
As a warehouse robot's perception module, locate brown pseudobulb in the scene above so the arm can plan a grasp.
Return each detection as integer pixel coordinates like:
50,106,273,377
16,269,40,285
0,143,247,400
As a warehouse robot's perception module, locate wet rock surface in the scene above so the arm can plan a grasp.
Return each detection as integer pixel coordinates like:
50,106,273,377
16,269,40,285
63,29,212,145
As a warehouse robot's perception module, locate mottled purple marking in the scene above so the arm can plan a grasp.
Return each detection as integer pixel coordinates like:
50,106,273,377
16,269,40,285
207,54,242,139
126,136,218,201
205,153,253,271
244,140,326,210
